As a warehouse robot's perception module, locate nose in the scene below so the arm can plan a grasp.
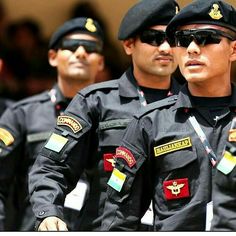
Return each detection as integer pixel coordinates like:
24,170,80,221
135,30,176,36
187,40,201,55
158,40,171,53
74,45,87,58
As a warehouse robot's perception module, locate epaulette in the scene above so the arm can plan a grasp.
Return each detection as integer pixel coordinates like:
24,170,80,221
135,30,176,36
135,95,178,119
11,91,50,109
79,80,119,96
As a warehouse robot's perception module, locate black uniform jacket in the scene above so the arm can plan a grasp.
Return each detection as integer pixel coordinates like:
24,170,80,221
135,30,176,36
101,84,236,231
28,67,181,231
0,84,71,230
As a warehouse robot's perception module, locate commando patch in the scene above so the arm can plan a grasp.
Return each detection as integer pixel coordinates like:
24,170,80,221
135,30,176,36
0,128,14,146
115,147,136,168
57,115,82,133
154,137,192,157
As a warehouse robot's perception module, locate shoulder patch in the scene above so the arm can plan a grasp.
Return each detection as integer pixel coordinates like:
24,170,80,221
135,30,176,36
57,115,82,133
0,128,14,146
115,147,136,168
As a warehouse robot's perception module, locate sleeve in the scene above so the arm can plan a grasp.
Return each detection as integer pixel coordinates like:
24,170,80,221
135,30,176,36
28,93,97,225
0,107,25,230
211,166,236,231
101,117,152,231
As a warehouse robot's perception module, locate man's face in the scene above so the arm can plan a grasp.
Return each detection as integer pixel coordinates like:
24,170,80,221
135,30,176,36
123,25,177,79
174,24,236,85
49,33,104,83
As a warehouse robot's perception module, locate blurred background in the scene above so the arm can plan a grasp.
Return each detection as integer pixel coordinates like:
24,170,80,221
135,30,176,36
0,0,235,100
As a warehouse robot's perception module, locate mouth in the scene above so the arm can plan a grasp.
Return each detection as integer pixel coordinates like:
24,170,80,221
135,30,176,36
185,60,204,67
156,56,173,63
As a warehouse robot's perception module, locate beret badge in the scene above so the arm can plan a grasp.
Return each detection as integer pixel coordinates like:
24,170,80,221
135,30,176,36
85,18,97,32
209,4,223,20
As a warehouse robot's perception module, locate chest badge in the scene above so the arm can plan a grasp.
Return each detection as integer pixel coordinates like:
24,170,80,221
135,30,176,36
163,178,190,200
154,137,192,157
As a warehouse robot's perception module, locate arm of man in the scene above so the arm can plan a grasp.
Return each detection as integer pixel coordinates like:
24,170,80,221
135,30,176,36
101,117,152,231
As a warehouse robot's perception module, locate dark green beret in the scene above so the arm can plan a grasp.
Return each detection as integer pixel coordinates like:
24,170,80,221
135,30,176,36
49,17,104,49
166,0,236,40
118,0,180,40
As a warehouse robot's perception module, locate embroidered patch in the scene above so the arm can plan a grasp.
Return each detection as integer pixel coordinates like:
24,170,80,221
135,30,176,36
228,129,236,142
0,128,14,146
154,137,192,157
115,147,136,168
57,115,82,133
45,133,68,153
217,151,236,175
103,153,115,172
163,178,190,200
107,168,126,192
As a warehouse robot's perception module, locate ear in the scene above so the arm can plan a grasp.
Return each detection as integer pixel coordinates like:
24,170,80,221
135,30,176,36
122,38,135,56
48,49,58,67
230,40,236,62
98,55,105,72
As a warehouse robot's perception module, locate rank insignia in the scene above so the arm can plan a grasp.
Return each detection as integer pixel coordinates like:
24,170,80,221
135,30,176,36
115,147,136,168
163,178,190,200
0,128,14,146
107,168,126,192
154,137,192,157
208,4,223,20
85,18,97,32
57,115,82,133
228,129,236,142
45,133,68,153
103,153,115,172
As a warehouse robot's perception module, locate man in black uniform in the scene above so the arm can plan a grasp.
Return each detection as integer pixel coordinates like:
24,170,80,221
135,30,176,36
28,0,181,231
0,17,105,230
101,0,236,231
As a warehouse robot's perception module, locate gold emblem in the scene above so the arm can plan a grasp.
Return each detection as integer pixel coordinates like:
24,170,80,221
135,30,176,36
85,18,97,32
209,4,223,20
229,129,236,142
167,181,185,196
107,158,116,167
0,128,14,146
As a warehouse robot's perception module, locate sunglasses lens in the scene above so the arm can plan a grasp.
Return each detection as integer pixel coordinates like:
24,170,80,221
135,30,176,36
175,29,223,48
60,39,102,53
140,30,166,46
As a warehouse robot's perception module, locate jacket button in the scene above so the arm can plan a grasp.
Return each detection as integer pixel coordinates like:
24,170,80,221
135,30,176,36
38,211,45,216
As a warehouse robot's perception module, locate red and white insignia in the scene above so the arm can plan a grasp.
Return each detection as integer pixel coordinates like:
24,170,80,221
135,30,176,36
103,153,115,172
163,178,190,200
115,147,136,168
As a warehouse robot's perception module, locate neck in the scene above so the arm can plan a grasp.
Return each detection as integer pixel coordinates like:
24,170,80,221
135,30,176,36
188,80,231,97
58,77,94,98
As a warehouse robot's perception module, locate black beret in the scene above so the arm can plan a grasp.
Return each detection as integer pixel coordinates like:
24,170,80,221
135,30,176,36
49,17,104,49
118,0,180,40
166,0,236,40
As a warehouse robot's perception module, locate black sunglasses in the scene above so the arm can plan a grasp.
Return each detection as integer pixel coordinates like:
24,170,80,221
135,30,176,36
59,39,103,53
175,28,235,48
139,29,173,46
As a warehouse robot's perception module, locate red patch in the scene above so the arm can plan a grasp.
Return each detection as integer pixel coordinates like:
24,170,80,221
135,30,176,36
163,178,190,200
103,153,115,172
115,147,136,168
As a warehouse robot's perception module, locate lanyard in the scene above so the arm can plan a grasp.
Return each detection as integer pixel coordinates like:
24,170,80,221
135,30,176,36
188,115,217,167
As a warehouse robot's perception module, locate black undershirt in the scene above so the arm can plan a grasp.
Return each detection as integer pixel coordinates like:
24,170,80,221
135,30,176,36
140,86,169,104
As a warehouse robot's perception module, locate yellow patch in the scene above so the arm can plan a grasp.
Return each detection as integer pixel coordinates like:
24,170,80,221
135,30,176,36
0,128,14,146
85,18,97,32
208,4,223,20
57,116,82,133
154,137,192,157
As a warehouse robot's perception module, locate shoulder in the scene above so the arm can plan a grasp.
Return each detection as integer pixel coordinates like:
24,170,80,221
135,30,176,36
11,91,50,109
79,80,119,97
135,95,178,119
